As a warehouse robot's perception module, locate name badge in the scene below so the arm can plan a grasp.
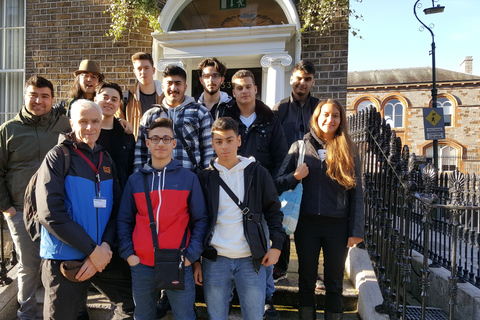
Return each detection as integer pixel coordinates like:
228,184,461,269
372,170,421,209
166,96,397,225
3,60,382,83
318,149,327,162
94,198,107,208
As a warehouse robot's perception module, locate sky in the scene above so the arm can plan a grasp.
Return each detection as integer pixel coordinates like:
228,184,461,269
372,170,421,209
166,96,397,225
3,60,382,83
348,0,480,76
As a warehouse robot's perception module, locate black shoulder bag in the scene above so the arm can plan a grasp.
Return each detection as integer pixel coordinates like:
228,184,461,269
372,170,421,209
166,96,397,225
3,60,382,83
143,174,187,290
213,173,268,260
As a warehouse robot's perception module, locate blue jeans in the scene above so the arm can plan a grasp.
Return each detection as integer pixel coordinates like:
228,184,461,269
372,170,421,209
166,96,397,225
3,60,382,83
5,211,41,320
130,263,195,320
265,264,275,298
203,256,266,320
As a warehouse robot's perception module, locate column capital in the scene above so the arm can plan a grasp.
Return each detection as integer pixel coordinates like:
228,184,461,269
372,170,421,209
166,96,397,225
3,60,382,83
156,59,184,72
260,53,292,68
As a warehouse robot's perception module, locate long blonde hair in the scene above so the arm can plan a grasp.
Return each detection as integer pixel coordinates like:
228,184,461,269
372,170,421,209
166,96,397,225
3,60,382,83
310,99,356,189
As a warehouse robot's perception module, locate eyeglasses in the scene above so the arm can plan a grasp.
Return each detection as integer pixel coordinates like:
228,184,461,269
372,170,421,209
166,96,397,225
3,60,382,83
80,74,100,81
201,73,221,80
147,135,174,144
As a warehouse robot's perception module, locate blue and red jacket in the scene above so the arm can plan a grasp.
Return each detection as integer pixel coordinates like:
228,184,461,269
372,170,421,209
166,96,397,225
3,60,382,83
117,159,208,266
37,133,120,261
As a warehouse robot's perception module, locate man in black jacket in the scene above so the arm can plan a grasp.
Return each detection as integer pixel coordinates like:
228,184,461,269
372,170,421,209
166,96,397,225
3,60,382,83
273,60,319,147
95,82,135,191
271,60,319,286
224,69,288,178
196,117,285,320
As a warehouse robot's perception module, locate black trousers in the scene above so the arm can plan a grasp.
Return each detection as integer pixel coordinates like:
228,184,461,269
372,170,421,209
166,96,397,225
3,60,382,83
274,236,291,272
294,215,349,313
42,249,134,320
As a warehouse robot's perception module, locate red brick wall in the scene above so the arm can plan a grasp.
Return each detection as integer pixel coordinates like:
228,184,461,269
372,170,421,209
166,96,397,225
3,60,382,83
25,0,152,101
25,1,348,105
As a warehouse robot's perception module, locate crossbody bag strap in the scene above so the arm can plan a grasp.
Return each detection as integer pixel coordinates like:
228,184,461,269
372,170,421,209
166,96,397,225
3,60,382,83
174,126,199,171
143,173,188,250
143,173,160,250
213,172,252,219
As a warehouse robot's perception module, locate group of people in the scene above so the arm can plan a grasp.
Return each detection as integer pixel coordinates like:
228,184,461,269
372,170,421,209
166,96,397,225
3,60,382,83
0,52,364,320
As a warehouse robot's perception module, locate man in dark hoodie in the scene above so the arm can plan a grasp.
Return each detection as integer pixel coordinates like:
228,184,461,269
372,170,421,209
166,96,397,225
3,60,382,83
196,117,286,320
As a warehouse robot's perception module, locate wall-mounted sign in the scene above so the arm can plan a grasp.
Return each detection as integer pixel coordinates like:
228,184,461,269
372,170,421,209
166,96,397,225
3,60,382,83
220,0,246,10
423,108,445,140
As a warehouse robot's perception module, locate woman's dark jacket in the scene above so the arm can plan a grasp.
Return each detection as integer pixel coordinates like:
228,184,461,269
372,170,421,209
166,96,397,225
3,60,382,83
224,99,288,178
275,130,364,238
197,159,286,271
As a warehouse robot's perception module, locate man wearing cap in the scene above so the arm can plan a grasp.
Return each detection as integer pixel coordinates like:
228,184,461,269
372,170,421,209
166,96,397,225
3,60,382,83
55,60,105,117
0,76,71,319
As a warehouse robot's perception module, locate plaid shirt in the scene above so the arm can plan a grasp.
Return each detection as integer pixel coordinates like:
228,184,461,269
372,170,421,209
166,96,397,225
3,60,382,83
134,96,214,172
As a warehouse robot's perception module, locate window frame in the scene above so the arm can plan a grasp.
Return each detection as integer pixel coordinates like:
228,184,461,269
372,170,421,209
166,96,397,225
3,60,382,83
383,98,405,129
0,0,26,123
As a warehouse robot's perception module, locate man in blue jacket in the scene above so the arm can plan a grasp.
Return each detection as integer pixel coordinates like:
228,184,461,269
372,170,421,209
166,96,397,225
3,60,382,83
36,99,134,319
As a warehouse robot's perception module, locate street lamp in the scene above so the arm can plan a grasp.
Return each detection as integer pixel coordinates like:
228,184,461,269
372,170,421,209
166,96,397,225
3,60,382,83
414,0,445,172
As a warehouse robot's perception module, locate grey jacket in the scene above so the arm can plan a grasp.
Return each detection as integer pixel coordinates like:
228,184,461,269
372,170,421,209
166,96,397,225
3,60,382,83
0,107,70,211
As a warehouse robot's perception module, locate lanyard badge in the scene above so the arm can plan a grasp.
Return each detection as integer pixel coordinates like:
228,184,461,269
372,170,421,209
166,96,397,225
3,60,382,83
72,148,107,208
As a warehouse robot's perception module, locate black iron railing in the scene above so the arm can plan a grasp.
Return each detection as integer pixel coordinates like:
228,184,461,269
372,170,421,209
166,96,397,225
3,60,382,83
349,106,480,320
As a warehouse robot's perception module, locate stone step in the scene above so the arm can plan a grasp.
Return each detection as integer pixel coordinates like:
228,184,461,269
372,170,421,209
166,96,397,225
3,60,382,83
32,238,358,319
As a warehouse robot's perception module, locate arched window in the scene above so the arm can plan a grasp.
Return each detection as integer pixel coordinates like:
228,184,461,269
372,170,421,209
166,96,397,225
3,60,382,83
437,97,453,127
357,100,375,113
426,145,458,172
384,99,404,128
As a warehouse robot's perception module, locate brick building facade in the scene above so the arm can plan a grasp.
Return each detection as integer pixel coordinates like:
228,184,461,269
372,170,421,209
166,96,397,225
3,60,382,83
0,0,349,122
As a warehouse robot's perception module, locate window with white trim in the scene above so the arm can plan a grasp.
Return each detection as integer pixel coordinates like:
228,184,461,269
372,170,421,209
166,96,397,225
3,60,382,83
384,99,404,128
426,145,457,172
437,97,453,127
0,0,24,124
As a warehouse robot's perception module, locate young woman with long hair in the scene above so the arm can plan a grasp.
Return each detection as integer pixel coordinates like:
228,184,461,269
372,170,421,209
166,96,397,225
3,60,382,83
276,99,364,320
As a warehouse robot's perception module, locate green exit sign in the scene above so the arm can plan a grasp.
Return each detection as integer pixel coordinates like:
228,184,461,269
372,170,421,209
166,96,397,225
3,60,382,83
220,0,246,10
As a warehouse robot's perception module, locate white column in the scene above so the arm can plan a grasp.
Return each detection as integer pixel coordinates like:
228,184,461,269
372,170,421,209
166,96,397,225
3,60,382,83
260,53,292,108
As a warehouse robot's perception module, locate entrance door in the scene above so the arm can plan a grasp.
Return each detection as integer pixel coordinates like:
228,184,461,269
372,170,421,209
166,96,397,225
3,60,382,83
191,68,263,100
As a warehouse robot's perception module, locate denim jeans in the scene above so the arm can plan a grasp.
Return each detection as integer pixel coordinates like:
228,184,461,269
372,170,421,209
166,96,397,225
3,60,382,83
203,256,266,320
265,264,275,298
5,211,41,320
130,263,195,320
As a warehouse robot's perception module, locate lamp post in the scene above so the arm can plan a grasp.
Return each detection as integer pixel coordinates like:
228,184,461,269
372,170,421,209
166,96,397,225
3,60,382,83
414,0,445,172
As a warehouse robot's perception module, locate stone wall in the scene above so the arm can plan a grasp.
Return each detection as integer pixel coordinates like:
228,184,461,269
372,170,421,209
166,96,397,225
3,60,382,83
25,0,153,102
